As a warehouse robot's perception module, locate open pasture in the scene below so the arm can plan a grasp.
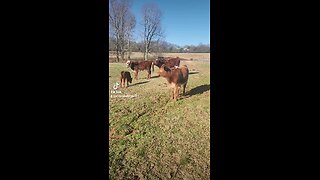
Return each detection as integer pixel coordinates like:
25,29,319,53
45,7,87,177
109,59,210,179
109,52,210,62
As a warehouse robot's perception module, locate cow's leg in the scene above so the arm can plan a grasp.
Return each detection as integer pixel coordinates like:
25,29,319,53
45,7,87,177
124,79,127,88
171,88,174,99
120,78,124,88
172,86,176,101
176,86,180,100
148,70,151,79
134,70,138,80
182,83,187,96
174,86,179,101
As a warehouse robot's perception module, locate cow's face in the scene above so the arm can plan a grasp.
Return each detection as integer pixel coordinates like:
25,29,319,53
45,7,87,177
158,64,171,76
126,60,131,68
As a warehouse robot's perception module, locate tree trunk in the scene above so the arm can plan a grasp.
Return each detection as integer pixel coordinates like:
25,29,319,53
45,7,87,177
121,51,125,61
115,37,120,62
144,43,148,60
116,46,120,62
128,39,131,60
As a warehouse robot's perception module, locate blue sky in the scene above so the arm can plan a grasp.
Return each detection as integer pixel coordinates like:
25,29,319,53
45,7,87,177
130,0,210,46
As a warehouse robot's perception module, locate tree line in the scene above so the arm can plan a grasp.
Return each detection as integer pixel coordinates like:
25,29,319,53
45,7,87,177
109,38,210,53
109,0,209,62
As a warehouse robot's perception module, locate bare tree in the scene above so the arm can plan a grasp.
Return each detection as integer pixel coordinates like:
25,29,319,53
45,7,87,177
141,3,163,60
109,0,136,62
125,14,136,60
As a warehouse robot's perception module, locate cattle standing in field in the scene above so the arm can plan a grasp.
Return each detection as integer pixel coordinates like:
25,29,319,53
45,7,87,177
153,57,181,69
158,64,189,101
120,71,132,88
126,60,154,80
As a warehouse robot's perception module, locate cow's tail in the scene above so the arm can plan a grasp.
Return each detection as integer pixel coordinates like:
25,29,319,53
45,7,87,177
151,62,154,72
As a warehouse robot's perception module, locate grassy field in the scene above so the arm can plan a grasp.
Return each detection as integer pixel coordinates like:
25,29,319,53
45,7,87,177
109,52,210,62
109,59,210,179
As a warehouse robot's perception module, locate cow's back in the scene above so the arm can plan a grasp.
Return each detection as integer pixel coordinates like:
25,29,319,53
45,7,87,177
132,60,152,70
166,57,180,67
167,65,188,85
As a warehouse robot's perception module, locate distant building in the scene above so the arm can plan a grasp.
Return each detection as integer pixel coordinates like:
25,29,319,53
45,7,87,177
183,48,190,53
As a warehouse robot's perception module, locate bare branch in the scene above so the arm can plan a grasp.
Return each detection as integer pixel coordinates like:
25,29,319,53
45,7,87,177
141,3,164,60
109,0,136,61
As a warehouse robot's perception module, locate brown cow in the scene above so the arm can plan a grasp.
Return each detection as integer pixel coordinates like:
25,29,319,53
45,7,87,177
153,57,181,69
120,71,132,88
158,64,189,101
126,60,154,80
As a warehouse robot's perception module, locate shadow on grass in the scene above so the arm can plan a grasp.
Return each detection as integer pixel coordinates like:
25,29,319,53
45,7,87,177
186,84,210,96
189,71,199,75
151,75,160,79
129,81,149,87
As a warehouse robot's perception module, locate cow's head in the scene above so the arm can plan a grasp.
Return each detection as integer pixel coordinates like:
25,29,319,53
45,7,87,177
158,64,171,76
154,58,165,67
126,60,131,68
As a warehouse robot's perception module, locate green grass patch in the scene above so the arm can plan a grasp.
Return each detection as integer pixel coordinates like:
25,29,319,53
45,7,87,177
109,61,210,179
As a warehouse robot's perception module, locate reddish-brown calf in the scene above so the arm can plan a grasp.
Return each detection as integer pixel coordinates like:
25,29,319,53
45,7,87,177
158,64,189,101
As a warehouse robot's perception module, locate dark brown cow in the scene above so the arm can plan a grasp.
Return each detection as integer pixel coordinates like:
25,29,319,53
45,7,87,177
156,56,171,61
126,60,154,80
120,71,132,88
158,64,189,101
153,57,181,69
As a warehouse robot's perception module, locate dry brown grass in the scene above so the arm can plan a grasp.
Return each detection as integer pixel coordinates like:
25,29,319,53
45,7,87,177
109,51,210,62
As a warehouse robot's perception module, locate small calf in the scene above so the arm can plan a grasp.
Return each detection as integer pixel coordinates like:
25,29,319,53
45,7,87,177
120,71,132,88
158,64,189,101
